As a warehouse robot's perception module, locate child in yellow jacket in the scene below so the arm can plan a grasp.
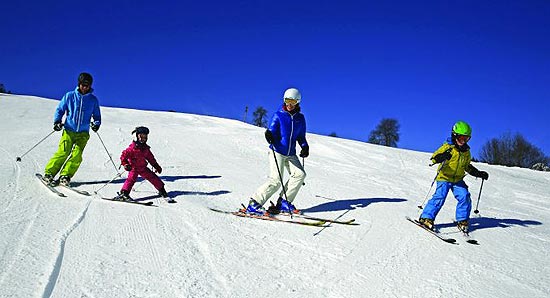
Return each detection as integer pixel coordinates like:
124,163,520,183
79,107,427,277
419,121,489,233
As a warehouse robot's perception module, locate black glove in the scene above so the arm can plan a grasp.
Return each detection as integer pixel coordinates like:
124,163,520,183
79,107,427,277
53,122,63,131
91,122,100,132
153,164,162,174
124,164,132,171
433,150,452,163
265,130,275,144
299,146,309,158
477,171,489,180
468,165,489,180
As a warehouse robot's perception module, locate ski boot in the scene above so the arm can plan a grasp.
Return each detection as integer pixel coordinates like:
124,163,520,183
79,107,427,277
114,190,132,202
457,220,469,233
418,217,435,231
245,199,267,216
59,175,71,187
158,188,169,198
43,174,55,185
269,197,301,215
159,188,176,203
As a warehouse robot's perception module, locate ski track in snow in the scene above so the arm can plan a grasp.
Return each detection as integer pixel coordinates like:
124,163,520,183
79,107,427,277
163,207,230,297
0,149,43,290
41,199,92,298
0,146,20,213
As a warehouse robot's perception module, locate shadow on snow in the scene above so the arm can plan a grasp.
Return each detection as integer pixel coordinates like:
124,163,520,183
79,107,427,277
72,174,222,186
302,197,407,213
438,216,543,232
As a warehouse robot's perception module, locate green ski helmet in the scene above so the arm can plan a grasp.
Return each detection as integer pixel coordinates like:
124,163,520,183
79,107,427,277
452,121,472,137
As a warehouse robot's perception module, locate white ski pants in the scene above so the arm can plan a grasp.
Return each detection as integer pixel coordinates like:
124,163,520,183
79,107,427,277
252,150,306,206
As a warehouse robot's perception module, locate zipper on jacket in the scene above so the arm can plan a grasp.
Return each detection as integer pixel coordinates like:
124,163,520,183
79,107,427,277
287,113,295,156
76,93,83,131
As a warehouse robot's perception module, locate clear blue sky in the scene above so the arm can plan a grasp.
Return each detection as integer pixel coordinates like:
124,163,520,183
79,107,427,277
2,0,549,157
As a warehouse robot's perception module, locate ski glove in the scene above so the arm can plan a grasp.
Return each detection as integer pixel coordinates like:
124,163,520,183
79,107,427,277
299,146,309,158
468,164,489,180
433,150,452,163
153,164,162,174
265,130,275,144
478,171,489,180
123,164,132,171
90,122,100,132
53,122,63,131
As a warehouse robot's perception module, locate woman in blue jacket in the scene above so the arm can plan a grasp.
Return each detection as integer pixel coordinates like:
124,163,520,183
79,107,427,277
43,72,101,186
245,88,309,215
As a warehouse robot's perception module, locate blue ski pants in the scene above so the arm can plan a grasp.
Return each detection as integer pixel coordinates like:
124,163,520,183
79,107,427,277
420,180,472,222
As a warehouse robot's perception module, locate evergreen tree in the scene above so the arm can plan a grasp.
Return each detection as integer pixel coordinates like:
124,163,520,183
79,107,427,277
368,118,400,147
252,106,268,128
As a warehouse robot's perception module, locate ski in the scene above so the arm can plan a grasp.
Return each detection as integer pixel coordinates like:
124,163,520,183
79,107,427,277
101,197,156,206
58,184,91,196
36,173,66,197
455,223,479,245
406,216,457,244
209,208,327,227
276,212,358,225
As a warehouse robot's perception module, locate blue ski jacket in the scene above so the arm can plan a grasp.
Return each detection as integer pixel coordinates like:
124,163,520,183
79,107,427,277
54,87,101,133
267,106,308,156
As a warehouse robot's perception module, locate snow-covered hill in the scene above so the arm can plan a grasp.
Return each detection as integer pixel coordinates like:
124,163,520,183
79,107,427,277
1,93,549,298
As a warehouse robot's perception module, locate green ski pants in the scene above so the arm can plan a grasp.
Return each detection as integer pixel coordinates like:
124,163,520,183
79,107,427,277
44,130,90,178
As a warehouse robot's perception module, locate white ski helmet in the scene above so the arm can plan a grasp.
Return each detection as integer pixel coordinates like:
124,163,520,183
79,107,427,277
283,88,301,103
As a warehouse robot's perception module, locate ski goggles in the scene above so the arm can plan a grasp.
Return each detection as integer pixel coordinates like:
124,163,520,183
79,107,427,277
456,134,471,142
284,98,298,105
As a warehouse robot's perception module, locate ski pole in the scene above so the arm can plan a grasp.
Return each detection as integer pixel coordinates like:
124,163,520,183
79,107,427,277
417,160,447,210
473,179,485,214
94,130,119,173
302,157,306,186
16,130,56,162
271,147,292,217
94,171,123,194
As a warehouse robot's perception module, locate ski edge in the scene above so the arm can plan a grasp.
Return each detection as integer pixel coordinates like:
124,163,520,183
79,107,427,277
209,208,327,227
58,184,91,196
406,216,458,244
36,173,66,197
277,213,358,225
101,197,156,206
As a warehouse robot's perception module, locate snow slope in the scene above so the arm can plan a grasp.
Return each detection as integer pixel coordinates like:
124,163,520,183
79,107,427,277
0,93,549,298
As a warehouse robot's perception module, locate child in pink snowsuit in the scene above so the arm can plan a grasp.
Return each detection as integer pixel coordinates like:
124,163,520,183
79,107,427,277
118,126,168,199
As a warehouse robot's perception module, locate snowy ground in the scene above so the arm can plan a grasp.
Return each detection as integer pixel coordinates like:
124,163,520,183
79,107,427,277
0,93,549,298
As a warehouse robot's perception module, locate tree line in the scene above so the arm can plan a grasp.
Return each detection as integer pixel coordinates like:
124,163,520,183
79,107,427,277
0,83,12,94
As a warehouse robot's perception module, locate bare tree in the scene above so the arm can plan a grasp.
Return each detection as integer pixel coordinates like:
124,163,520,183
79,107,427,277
252,106,268,128
368,118,400,147
479,132,548,168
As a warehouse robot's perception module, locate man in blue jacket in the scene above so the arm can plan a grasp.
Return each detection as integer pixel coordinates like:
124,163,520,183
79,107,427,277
245,87,309,215
43,72,101,186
